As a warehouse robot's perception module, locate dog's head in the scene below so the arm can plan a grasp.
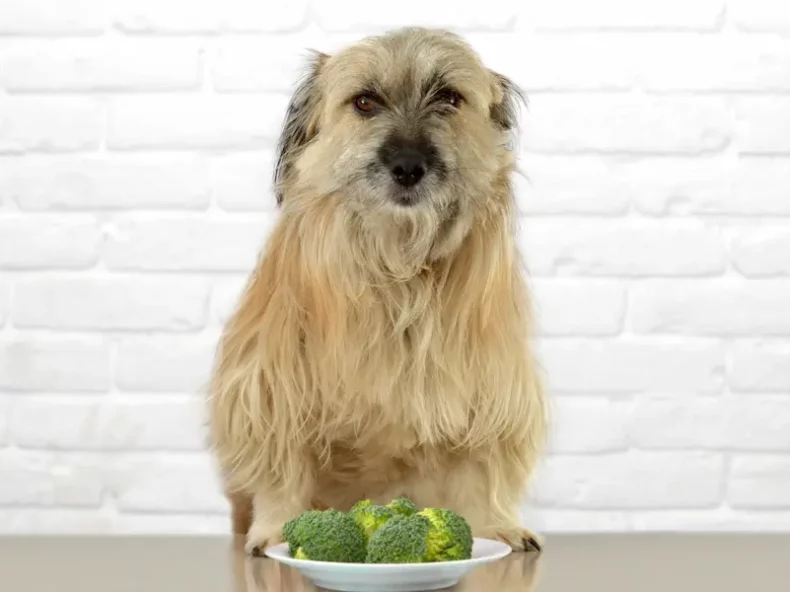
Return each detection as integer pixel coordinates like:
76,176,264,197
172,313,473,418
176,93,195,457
274,27,522,260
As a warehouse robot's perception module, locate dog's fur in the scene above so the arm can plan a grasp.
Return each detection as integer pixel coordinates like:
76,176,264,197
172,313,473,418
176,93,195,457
207,27,547,555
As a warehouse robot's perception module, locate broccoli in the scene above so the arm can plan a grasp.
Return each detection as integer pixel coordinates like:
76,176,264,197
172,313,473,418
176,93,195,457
366,514,432,564
348,500,396,542
350,499,373,512
282,509,367,563
280,501,473,565
417,508,473,561
282,509,323,549
386,497,419,516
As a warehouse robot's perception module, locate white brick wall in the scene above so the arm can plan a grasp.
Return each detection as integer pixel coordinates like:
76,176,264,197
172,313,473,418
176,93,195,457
0,0,789,534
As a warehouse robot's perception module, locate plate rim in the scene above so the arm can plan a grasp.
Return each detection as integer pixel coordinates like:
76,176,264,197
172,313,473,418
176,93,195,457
264,536,512,569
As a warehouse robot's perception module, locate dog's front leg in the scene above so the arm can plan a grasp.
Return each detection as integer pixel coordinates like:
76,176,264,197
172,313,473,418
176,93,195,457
484,513,543,553
245,468,316,557
435,449,543,553
463,498,543,553
245,493,305,556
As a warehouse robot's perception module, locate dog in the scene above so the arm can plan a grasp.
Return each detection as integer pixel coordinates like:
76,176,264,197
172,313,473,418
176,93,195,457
207,27,548,556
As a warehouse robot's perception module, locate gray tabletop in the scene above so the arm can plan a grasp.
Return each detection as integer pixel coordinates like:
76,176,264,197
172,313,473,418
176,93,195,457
0,534,787,591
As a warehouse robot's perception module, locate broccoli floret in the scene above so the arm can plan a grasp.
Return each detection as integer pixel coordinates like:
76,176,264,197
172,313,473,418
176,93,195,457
282,509,323,549
417,508,473,561
350,499,373,512
386,497,419,516
349,500,395,542
282,509,366,563
293,548,308,560
366,514,431,564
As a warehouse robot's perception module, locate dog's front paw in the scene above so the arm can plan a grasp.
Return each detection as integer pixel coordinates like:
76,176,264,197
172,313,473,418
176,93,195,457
245,520,285,557
494,527,543,553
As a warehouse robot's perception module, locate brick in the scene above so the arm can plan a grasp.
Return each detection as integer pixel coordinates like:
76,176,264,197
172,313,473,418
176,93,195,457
736,98,790,154
628,396,790,451
531,452,724,509
113,513,228,534
0,398,9,446
315,0,518,31
13,278,209,332
212,276,248,324
632,157,790,216
473,33,790,94
107,95,288,150
468,33,635,92
632,280,790,336
109,454,227,513
548,398,630,453
730,342,790,392
638,35,790,92
0,450,103,507
727,159,790,212
211,151,277,211
104,216,272,272
531,279,626,336
726,397,790,452
536,340,725,394
653,393,790,451
0,215,100,269
732,227,790,277
518,0,724,31
731,0,790,33
0,339,111,392
211,34,325,92
114,0,307,33
1,39,200,92
0,509,114,534
630,397,729,450
523,508,629,533
0,97,102,154
0,0,105,35
11,396,205,451
730,455,790,509
0,155,210,211
518,219,726,277
115,337,217,392
512,156,630,215
0,281,8,327
522,95,731,155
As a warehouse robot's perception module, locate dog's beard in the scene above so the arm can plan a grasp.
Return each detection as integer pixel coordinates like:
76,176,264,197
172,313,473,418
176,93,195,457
333,173,470,276
346,197,441,279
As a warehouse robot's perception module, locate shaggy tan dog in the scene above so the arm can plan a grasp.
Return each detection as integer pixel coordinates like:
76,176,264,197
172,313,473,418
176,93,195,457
208,27,547,556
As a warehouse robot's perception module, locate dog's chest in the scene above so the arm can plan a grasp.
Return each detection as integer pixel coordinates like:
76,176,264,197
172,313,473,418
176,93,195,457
306,276,479,443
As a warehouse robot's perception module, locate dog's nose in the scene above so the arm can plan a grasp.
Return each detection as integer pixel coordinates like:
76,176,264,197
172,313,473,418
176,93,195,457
390,151,426,187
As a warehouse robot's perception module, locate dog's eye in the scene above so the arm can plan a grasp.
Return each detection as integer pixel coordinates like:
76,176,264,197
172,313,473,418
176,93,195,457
436,89,462,108
353,94,377,115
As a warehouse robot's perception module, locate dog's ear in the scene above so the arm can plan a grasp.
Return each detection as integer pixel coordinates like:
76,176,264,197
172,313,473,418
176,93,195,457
489,71,525,131
273,51,328,206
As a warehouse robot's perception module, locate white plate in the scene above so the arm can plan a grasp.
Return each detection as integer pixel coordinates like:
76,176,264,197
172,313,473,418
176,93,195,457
264,537,512,592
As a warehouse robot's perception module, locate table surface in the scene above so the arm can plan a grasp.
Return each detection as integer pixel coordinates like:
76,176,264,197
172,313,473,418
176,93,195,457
1,534,788,591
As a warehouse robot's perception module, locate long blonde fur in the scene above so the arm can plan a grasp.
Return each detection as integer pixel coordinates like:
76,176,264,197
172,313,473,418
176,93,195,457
208,27,547,552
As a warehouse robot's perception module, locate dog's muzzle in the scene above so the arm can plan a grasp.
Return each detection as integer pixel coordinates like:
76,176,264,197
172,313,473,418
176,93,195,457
377,134,442,205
